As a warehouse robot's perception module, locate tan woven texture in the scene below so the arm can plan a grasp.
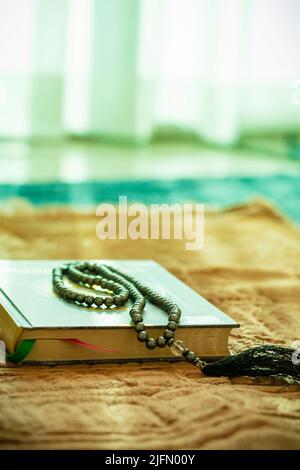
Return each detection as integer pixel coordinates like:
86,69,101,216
0,200,300,449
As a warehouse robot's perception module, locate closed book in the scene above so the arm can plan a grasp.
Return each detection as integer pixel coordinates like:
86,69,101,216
0,260,239,363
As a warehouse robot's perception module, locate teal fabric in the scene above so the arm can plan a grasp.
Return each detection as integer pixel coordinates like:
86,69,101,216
0,175,299,223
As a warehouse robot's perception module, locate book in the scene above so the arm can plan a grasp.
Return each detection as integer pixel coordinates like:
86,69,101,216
0,260,239,363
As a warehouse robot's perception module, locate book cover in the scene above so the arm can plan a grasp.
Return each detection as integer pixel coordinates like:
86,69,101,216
0,260,238,329
0,260,239,362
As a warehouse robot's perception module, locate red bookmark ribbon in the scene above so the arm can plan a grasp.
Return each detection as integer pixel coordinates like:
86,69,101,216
63,338,120,353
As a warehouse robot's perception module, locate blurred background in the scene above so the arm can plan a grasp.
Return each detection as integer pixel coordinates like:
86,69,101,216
0,0,299,220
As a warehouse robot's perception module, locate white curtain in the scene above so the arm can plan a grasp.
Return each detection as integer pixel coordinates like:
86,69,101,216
0,0,299,145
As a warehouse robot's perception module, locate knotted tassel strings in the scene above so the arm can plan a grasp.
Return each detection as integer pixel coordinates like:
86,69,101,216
201,345,300,382
170,340,300,383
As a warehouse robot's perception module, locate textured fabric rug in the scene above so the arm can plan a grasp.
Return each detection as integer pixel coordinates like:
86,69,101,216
0,199,300,449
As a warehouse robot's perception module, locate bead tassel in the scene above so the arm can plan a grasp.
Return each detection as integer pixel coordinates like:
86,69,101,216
53,263,300,382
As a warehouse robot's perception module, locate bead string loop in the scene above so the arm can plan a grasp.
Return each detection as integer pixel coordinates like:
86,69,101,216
53,262,207,368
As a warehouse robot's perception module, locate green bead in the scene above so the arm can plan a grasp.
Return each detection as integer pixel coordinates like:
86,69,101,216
60,288,67,296
169,314,180,323
167,321,177,331
136,297,146,308
163,329,174,340
156,336,167,348
114,296,123,306
68,291,77,301
75,294,85,303
84,296,94,306
94,296,103,307
169,307,181,317
104,297,114,307
137,331,148,342
129,309,140,318
185,351,196,363
132,313,143,323
134,322,145,332
146,338,156,349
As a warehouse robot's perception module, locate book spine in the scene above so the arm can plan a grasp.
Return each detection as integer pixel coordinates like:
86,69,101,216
0,302,24,353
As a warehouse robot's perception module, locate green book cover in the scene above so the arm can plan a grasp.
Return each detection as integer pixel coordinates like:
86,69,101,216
0,260,239,331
